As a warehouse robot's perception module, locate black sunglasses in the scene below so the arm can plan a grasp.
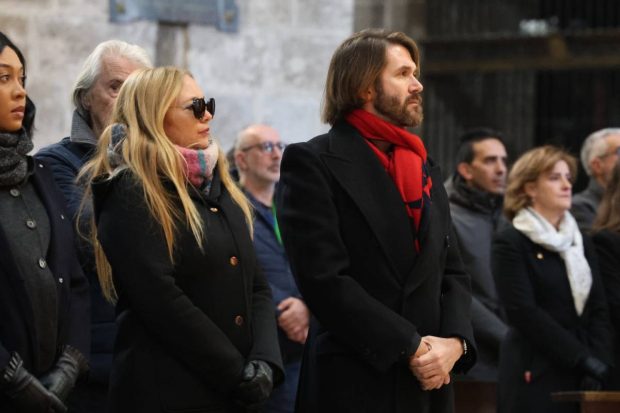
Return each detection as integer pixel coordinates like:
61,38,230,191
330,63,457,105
184,97,215,120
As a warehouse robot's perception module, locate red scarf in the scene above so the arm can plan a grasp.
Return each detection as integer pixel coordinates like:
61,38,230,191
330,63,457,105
346,109,432,251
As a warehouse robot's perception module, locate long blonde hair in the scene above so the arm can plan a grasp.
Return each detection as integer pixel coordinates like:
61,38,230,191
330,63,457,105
79,67,252,302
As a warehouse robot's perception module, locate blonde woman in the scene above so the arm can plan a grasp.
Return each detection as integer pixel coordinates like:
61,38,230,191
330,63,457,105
82,67,283,412
492,146,612,413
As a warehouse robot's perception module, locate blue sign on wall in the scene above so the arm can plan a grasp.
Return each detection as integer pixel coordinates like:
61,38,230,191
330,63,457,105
110,0,239,32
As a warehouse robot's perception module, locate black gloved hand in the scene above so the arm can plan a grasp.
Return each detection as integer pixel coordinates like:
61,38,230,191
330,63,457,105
1,352,67,413
40,345,89,402
578,355,610,382
232,360,274,409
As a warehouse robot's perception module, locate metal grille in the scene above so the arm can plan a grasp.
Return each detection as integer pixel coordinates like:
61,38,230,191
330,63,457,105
423,71,535,178
540,0,620,30
536,69,620,189
421,0,620,189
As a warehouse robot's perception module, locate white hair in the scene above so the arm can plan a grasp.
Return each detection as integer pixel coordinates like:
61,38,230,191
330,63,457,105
581,128,620,176
72,40,152,117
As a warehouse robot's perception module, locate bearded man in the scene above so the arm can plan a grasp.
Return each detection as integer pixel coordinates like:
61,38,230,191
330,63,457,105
275,29,477,413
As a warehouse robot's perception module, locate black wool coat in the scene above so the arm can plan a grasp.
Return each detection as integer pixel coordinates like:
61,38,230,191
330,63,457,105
92,170,283,413
592,229,620,389
0,159,90,412
276,121,476,413
492,225,613,413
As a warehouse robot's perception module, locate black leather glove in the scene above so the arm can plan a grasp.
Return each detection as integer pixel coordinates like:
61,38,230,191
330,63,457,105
578,355,610,390
233,360,274,409
1,352,67,413
40,345,89,402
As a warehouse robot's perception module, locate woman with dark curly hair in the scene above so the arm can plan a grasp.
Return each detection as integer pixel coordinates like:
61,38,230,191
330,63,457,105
0,31,90,413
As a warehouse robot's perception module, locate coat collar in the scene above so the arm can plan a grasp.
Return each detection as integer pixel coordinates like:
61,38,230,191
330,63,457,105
70,110,97,147
320,120,450,293
320,121,416,283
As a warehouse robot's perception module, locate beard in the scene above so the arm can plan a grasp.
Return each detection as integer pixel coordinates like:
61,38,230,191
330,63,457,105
374,82,423,128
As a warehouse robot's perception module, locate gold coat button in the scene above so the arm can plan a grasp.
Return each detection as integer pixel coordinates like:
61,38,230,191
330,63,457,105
536,252,544,260
38,258,47,269
229,256,239,266
210,207,218,212
234,315,244,326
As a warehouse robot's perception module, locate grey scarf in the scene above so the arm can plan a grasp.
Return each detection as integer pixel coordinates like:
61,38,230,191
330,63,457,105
0,128,34,186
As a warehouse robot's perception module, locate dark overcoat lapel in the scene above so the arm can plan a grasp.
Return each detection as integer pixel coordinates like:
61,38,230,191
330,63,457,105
320,122,416,285
404,164,450,296
320,122,451,295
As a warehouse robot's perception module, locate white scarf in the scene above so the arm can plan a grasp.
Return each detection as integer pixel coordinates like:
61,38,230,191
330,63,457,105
513,207,592,315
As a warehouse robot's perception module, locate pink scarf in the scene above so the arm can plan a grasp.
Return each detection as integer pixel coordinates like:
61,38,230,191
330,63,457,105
175,143,219,189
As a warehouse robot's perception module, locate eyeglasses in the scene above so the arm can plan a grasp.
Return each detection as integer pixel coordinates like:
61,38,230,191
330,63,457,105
241,141,287,153
183,97,215,120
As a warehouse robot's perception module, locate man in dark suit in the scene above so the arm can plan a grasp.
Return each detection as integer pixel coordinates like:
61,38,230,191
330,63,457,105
276,29,476,413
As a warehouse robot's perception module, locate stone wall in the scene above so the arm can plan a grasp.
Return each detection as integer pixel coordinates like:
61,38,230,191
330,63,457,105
0,0,354,150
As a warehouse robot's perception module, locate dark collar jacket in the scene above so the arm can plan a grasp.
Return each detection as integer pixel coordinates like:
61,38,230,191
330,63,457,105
37,132,114,385
0,159,90,411
492,224,613,412
276,121,476,413
92,169,283,413
445,175,508,381
571,178,604,233
245,191,303,364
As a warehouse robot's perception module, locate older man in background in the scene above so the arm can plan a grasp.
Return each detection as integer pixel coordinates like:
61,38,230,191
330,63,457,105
37,39,151,413
234,124,309,413
572,128,620,232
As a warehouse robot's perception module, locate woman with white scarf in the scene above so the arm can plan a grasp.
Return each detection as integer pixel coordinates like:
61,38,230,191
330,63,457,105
492,145,613,413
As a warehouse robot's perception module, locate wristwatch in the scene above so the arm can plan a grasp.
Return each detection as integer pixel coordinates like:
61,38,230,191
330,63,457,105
461,338,468,357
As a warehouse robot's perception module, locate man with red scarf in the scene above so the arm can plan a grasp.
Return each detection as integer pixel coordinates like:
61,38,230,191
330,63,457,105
276,29,476,413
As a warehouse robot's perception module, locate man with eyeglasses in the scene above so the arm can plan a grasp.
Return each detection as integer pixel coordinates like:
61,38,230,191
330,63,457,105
234,124,309,413
572,128,620,232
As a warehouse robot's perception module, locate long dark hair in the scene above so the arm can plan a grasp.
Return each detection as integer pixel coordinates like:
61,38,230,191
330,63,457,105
0,31,36,136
